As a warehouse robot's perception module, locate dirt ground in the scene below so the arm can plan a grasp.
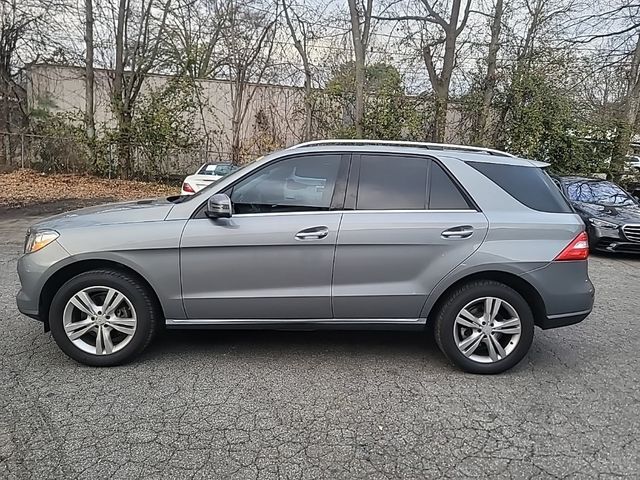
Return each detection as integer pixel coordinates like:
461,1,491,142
0,169,178,218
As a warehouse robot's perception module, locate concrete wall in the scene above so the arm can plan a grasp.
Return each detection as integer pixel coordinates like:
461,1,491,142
27,64,308,162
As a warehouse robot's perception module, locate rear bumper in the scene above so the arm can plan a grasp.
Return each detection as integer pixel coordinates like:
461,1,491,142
537,309,591,330
521,260,595,329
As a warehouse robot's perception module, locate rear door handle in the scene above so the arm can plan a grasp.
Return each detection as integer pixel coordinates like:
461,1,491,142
295,226,329,240
442,225,474,239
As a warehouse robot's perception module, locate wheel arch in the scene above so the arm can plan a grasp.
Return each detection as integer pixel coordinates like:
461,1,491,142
39,259,165,331
423,270,547,327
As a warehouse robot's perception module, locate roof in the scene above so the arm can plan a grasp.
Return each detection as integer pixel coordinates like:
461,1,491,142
287,139,548,168
289,139,515,157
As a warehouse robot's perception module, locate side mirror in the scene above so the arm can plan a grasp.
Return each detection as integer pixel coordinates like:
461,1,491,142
206,193,232,218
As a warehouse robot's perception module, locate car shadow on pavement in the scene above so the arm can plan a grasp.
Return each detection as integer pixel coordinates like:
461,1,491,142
137,326,585,375
141,328,449,365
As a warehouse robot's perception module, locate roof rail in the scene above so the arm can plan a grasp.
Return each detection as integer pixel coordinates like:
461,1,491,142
288,139,515,157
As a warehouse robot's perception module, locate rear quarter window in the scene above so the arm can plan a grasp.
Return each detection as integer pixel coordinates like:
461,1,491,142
469,161,573,213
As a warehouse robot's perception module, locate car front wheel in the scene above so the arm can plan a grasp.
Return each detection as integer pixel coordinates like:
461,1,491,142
49,269,159,366
434,280,534,374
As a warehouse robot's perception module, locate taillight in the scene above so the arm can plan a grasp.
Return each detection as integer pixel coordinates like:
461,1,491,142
554,231,589,261
182,182,195,193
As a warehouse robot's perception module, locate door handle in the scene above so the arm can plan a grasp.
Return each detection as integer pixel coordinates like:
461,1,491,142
442,225,474,239
295,226,329,240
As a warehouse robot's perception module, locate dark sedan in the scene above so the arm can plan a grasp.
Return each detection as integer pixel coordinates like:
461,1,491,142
556,176,640,253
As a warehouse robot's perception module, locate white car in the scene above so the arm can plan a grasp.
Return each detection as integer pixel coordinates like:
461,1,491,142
181,163,237,195
626,156,640,173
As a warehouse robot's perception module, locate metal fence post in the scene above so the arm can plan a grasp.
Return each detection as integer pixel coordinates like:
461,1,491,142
20,134,25,169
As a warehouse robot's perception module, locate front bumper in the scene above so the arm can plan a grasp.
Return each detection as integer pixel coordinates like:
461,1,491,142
16,288,41,321
589,225,640,253
16,240,70,325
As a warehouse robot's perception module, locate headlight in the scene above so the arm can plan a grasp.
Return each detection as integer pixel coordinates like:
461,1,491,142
588,218,618,229
24,230,59,254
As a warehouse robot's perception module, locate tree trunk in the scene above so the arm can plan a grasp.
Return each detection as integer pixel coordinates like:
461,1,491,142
433,84,448,142
113,0,127,176
85,0,96,164
3,81,10,166
474,0,503,146
231,72,244,164
303,73,313,140
347,0,366,138
118,110,133,178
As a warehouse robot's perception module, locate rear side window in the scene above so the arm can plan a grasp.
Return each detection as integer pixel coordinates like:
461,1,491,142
357,155,428,210
469,162,572,213
429,162,472,210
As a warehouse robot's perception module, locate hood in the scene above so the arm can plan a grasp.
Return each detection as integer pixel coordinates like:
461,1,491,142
31,198,175,231
574,201,640,224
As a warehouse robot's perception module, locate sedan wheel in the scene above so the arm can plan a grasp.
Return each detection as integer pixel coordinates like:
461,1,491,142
63,286,138,355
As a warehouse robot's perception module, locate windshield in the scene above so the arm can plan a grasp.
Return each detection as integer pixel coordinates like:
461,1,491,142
565,180,636,206
197,163,236,176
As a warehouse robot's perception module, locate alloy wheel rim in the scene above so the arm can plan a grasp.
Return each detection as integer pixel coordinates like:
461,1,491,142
62,286,137,355
453,296,522,364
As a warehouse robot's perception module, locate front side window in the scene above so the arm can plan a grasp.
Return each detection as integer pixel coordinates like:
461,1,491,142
356,155,429,210
565,180,636,206
230,154,342,214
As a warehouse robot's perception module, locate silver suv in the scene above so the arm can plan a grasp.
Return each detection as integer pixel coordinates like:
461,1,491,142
16,140,595,374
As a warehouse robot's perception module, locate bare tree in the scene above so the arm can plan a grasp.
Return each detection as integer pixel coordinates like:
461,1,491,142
0,0,52,164
473,0,504,146
572,1,640,173
281,0,314,140
420,0,472,142
611,34,640,173
376,0,472,142
111,0,173,177
347,0,373,138
222,2,277,163
85,0,96,159
163,0,229,78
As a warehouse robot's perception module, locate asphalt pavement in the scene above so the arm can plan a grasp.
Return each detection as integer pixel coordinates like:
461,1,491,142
1,212,638,479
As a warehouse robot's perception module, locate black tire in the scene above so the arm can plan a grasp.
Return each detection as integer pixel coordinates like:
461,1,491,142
49,269,160,366
434,280,534,374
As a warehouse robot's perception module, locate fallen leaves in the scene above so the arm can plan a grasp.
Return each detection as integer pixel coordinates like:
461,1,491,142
0,169,178,209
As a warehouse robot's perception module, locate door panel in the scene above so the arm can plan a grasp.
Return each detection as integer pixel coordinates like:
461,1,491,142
332,211,488,318
181,213,342,319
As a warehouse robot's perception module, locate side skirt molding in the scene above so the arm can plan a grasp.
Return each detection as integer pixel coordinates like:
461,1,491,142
165,318,427,330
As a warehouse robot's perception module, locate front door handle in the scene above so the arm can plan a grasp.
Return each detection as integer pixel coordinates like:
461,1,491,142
295,226,329,240
442,225,474,239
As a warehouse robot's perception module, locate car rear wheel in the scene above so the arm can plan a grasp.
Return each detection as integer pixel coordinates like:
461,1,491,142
434,280,534,374
49,269,159,366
